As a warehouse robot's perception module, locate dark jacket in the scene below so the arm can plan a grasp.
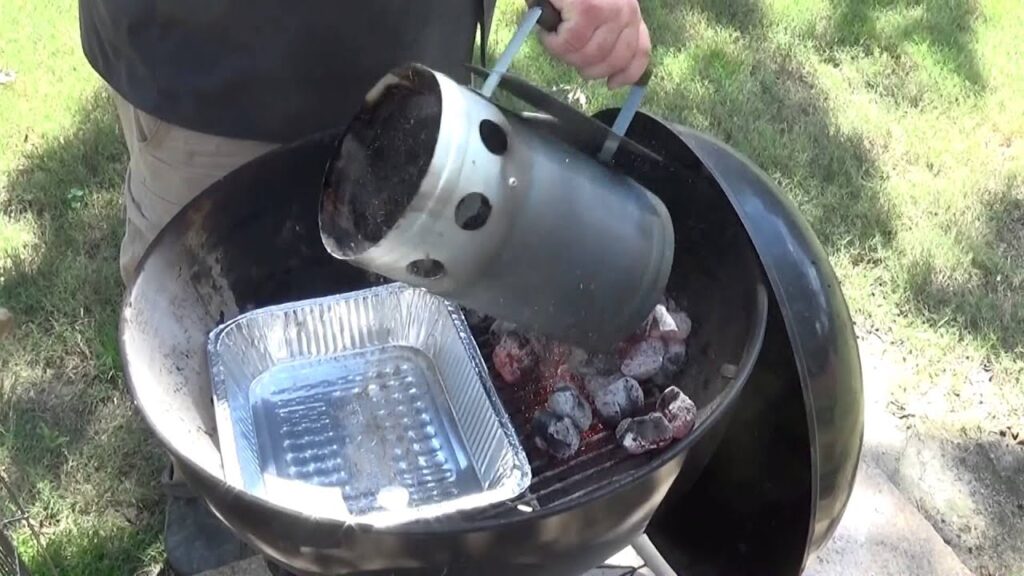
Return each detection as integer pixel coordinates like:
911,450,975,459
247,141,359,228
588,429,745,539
79,0,495,143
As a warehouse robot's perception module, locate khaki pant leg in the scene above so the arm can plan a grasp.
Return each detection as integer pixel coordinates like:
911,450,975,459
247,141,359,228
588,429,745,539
109,89,278,286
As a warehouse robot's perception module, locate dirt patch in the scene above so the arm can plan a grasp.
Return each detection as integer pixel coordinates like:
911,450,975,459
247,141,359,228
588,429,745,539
897,434,1024,576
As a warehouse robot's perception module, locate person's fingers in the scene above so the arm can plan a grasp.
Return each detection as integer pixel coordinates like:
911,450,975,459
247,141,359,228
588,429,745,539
569,22,624,71
579,22,636,81
607,20,650,89
540,0,602,58
537,0,650,87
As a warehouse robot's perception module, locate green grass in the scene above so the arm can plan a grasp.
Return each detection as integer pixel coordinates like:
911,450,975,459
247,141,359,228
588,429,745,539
1,0,1022,572
489,0,1024,434
1,0,165,573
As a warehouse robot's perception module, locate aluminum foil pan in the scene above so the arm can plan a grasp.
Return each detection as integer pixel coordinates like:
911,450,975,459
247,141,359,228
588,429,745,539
207,283,530,526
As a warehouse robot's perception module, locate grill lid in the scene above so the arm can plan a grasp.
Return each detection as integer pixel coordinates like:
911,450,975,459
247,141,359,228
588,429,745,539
600,111,865,572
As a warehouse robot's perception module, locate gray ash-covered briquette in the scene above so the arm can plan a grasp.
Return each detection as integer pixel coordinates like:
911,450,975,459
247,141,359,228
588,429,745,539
670,310,692,340
662,340,687,372
492,331,538,385
591,375,644,427
547,384,593,431
657,386,697,440
532,409,581,460
615,413,674,455
620,337,665,380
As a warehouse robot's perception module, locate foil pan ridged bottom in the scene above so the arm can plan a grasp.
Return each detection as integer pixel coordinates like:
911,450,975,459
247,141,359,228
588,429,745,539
208,284,530,526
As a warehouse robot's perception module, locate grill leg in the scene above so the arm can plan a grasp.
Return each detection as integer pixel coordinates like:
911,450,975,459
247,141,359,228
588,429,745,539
632,534,677,576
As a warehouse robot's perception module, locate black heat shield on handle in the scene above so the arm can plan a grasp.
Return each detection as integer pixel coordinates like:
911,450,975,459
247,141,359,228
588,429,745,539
466,64,664,165
529,0,563,32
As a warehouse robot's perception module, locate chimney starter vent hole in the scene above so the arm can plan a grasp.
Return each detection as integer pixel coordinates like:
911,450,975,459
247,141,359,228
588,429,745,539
479,120,508,155
454,193,492,230
407,258,446,279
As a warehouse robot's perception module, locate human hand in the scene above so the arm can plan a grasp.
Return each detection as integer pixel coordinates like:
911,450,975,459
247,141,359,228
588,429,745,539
533,0,651,89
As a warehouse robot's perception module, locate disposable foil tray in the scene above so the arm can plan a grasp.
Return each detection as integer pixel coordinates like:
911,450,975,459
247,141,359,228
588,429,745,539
207,283,530,526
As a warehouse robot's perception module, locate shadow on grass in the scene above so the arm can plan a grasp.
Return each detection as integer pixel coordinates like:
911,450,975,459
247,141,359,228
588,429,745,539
489,0,1019,360
827,0,985,90
651,40,895,258
902,174,1024,355
0,88,164,575
690,0,766,34
490,0,894,259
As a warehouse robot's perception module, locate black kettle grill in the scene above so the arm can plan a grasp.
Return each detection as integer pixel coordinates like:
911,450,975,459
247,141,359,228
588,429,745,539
118,67,863,575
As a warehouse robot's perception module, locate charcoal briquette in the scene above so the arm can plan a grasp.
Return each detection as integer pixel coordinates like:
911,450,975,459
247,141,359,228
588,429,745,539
583,372,614,397
651,304,677,332
547,384,593,431
593,376,644,427
646,340,687,389
663,340,687,372
663,296,680,312
461,307,494,331
492,331,538,384
565,346,591,370
621,337,665,380
615,413,674,455
670,311,692,339
532,409,581,459
657,386,697,439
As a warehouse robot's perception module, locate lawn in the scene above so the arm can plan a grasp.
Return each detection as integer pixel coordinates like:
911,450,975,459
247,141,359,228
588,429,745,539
1,0,1022,574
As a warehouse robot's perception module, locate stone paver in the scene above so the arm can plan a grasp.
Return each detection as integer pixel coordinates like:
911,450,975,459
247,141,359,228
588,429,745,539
804,459,974,576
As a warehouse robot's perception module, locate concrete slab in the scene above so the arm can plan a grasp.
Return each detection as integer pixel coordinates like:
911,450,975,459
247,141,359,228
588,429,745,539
803,460,974,576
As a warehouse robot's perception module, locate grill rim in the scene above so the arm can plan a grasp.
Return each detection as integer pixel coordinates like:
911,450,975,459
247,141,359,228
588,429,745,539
118,109,771,549
123,279,767,536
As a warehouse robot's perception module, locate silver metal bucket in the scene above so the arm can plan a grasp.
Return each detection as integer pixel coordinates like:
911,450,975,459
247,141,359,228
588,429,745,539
319,64,675,352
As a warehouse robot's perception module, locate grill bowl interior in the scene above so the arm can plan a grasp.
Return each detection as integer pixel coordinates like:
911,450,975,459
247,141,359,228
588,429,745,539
120,114,768,574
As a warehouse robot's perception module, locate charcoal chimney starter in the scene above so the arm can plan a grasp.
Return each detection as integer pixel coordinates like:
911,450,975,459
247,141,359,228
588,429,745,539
319,64,676,351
